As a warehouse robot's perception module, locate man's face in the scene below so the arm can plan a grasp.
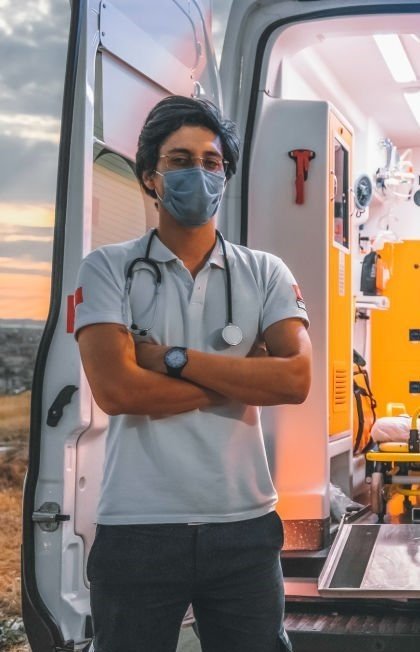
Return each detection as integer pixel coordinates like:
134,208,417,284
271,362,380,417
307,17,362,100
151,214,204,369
143,125,224,201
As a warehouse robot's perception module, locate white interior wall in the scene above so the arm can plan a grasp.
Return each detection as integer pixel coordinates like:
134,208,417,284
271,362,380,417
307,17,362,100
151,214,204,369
280,56,385,182
280,54,420,241
280,57,384,292
279,54,420,291
277,53,397,379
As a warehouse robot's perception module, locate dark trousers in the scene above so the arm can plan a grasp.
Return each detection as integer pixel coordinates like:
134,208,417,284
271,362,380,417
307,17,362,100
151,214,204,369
87,511,293,652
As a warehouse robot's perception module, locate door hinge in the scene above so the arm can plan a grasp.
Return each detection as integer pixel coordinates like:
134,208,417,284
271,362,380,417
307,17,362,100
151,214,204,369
32,502,70,532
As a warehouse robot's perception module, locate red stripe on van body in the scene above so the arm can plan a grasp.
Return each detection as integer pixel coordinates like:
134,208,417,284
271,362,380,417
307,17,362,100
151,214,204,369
67,295,75,333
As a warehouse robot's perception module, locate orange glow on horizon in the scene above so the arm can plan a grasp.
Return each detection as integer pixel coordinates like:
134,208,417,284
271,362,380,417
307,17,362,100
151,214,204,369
0,202,55,320
0,273,51,320
0,202,55,228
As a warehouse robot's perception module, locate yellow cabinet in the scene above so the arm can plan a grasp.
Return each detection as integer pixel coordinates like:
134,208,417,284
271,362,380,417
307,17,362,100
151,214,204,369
371,240,420,415
328,112,352,436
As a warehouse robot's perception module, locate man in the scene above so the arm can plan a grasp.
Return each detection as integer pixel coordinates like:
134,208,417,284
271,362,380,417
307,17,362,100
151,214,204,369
76,95,311,652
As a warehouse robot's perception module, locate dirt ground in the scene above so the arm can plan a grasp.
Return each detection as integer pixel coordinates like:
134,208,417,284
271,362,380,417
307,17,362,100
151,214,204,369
0,392,31,445
0,392,31,651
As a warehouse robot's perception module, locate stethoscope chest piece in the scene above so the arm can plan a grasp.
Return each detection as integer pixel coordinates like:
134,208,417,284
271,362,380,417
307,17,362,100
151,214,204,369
222,323,243,346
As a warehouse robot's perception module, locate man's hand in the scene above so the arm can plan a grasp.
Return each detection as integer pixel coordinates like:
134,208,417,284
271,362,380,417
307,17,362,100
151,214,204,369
247,341,269,358
135,341,168,374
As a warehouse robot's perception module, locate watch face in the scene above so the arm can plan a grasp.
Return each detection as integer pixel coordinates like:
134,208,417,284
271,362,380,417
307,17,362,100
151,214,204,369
167,348,186,368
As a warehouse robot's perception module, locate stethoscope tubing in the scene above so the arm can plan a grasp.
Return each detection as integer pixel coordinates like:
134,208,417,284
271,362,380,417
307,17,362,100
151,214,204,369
125,229,241,344
216,229,233,325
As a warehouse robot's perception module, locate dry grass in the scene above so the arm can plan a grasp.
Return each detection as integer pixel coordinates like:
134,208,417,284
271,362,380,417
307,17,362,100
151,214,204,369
0,393,30,650
0,392,31,444
0,488,24,616
0,448,28,492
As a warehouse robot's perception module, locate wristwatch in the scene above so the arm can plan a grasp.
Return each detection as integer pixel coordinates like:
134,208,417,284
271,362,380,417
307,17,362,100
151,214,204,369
164,346,188,378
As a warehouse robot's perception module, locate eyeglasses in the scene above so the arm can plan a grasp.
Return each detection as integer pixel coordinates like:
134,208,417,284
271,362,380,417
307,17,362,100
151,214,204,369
159,153,228,174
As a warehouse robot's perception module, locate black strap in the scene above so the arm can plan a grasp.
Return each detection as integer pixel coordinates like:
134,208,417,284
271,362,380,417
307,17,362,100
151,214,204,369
353,383,366,454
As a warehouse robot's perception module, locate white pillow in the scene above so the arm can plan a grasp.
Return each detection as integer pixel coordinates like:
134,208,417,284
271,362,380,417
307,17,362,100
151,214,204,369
371,415,412,442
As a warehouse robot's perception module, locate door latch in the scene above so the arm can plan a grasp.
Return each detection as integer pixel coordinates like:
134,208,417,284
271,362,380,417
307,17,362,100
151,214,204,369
47,385,78,427
32,502,70,532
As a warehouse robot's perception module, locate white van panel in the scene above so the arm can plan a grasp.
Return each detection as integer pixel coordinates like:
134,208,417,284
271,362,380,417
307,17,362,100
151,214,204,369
101,52,170,160
100,2,195,96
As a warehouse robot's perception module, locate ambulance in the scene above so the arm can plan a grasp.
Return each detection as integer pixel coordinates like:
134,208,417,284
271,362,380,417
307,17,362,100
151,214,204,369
22,1,420,650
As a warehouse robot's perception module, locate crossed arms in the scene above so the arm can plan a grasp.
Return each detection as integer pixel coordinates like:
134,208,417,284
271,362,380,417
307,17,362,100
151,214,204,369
77,318,312,417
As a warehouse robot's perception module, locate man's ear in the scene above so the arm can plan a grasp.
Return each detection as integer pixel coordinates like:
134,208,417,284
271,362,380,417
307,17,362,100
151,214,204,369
142,171,158,199
142,170,155,192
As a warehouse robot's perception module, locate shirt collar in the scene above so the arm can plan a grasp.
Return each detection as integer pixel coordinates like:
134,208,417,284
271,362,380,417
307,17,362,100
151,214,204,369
208,238,235,269
142,229,178,263
140,229,235,267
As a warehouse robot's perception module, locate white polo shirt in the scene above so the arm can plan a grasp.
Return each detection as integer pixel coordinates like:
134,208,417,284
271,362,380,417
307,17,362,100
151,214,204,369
75,230,309,524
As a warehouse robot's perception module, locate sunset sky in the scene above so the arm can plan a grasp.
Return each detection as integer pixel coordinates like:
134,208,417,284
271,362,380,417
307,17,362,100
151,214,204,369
0,0,69,320
0,0,230,321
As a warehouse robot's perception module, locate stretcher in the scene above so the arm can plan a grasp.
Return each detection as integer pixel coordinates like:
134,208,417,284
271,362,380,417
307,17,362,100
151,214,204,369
366,407,420,521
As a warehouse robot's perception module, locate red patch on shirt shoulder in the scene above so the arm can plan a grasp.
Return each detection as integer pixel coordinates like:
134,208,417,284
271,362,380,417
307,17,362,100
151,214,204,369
292,284,303,301
75,286,84,306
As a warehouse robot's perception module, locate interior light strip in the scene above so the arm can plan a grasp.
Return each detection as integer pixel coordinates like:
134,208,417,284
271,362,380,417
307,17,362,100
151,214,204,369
404,91,420,127
373,34,416,83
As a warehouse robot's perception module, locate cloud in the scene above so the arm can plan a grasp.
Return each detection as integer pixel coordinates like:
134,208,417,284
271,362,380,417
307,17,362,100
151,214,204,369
0,0,70,204
0,0,69,40
0,220,53,268
0,202,55,227
0,238,52,262
0,223,54,238
3,234,52,243
0,257,51,276
0,1,69,117
0,113,60,144
0,134,59,202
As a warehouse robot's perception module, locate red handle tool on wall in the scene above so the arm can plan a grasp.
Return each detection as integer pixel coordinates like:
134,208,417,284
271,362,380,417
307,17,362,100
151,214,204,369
288,149,316,205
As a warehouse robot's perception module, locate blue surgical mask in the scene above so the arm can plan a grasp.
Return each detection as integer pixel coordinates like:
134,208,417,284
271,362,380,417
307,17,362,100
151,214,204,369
155,167,226,226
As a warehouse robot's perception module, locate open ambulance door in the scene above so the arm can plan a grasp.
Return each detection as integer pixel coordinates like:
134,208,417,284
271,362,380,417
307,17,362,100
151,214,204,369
22,1,420,650
22,2,224,650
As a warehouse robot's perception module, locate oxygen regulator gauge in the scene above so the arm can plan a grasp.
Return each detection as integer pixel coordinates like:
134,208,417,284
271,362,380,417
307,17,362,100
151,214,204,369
354,173,374,211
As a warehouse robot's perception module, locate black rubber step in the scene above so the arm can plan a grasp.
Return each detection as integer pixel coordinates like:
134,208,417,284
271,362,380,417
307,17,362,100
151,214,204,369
285,608,420,652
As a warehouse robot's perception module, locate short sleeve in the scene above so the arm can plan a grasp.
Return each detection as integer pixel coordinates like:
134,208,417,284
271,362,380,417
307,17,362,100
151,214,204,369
261,255,309,334
74,248,126,339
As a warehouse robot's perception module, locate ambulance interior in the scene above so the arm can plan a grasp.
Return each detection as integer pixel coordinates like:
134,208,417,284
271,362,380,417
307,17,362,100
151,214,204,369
240,11,420,597
85,10,420,594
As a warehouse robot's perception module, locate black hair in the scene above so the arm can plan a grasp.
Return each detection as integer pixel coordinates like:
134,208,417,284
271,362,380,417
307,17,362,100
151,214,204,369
135,95,240,198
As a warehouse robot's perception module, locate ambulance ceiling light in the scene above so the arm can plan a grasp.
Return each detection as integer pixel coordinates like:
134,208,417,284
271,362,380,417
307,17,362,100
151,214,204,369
404,90,420,127
373,34,416,83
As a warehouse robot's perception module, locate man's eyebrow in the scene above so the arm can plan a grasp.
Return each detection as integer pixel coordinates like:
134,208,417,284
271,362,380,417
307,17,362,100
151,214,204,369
165,147,223,157
165,148,191,154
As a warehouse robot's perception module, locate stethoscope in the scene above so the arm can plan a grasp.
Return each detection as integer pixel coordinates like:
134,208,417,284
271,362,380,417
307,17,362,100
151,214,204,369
123,229,243,346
